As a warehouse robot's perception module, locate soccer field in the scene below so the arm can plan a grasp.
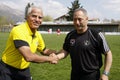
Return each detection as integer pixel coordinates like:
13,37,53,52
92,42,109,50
0,32,120,80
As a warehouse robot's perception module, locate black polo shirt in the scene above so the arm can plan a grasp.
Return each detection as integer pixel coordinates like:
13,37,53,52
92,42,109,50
63,28,110,74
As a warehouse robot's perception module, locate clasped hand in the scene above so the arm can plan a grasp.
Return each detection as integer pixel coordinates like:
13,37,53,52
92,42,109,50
49,53,59,64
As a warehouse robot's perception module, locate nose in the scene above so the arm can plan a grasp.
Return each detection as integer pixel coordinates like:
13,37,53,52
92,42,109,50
76,19,81,25
36,16,41,21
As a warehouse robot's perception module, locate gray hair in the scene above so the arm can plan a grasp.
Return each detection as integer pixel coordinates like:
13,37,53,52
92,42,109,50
74,8,88,16
25,3,43,19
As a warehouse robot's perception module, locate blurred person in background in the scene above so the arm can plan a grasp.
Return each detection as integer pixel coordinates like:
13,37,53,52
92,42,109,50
56,28,61,36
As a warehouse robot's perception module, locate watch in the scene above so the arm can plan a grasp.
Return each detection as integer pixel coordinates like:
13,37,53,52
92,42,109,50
103,71,109,76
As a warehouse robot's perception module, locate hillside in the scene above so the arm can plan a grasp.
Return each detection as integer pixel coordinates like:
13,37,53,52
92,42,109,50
0,3,24,24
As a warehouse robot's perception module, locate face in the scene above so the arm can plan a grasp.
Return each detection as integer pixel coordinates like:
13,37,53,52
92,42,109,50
73,10,88,34
26,7,43,30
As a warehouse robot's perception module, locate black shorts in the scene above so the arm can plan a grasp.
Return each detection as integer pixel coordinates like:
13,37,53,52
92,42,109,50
0,60,32,80
71,70,100,80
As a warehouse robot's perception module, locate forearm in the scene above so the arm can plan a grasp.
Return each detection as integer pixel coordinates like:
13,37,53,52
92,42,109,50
103,50,112,75
57,53,66,60
56,49,68,60
30,54,55,63
18,46,57,63
100,51,112,80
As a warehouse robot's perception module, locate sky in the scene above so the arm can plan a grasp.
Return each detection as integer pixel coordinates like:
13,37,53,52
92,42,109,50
0,0,120,21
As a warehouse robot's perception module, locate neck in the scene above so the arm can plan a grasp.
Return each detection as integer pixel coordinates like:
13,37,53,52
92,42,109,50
30,28,36,34
77,26,88,34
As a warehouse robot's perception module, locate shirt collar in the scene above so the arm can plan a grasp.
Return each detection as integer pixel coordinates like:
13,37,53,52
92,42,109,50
25,21,37,37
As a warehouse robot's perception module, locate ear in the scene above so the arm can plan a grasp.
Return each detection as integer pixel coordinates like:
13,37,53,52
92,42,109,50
86,17,88,20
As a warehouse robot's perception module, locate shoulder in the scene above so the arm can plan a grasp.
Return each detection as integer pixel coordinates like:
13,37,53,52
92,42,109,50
88,28,103,41
89,28,100,34
11,23,28,37
67,30,76,36
12,22,26,31
66,30,76,39
89,28,105,38
88,28,101,37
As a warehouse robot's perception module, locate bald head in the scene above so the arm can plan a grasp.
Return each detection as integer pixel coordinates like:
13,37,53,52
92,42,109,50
74,8,88,17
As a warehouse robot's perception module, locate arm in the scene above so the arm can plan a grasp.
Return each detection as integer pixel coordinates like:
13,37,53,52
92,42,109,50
101,50,112,80
42,48,56,55
18,46,58,63
49,49,69,64
56,49,69,60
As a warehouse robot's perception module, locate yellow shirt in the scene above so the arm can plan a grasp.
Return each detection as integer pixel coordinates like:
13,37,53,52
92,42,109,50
2,21,45,69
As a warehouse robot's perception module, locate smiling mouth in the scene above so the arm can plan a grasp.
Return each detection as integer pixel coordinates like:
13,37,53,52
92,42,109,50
77,25,83,29
33,22,40,26
79,27,83,29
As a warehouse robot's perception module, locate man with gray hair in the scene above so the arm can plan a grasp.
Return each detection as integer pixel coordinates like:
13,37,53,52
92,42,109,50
0,3,58,80
51,8,112,80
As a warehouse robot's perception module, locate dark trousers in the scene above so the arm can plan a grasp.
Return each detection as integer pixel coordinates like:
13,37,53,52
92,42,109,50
0,60,32,80
71,70,100,80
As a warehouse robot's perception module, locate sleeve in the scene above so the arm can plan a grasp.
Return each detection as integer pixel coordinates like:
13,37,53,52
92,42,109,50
11,28,29,48
37,33,46,52
98,32,110,54
63,33,71,52
14,40,29,48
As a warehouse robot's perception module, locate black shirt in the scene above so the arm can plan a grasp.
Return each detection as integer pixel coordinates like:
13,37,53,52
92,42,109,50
63,28,110,74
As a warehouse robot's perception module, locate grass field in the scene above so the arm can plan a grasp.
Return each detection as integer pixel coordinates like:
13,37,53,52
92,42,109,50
0,32,120,80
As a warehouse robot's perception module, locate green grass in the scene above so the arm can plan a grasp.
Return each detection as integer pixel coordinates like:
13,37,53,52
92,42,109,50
105,35,120,80
0,32,120,80
0,32,9,55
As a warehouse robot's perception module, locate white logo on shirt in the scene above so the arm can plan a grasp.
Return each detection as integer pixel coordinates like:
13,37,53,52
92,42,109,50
84,40,90,46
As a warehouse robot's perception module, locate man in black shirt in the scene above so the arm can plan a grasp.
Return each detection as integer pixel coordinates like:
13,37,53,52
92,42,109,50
51,8,112,80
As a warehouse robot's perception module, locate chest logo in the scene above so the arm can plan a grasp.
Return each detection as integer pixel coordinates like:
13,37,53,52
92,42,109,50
84,40,90,46
70,39,75,46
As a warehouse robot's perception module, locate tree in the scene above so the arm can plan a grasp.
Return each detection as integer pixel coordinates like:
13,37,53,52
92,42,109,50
66,0,83,21
111,19,115,23
0,16,6,26
43,15,53,22
0,16,11,26
103,18,110,23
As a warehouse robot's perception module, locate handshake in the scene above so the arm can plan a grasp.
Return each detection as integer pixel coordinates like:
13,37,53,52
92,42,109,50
49,53,59,64
47,49,66,64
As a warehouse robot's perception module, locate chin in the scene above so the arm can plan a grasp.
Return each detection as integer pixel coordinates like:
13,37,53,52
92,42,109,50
34,25,39,28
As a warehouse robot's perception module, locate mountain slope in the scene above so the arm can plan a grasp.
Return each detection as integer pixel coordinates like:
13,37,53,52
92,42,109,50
0,3,24,23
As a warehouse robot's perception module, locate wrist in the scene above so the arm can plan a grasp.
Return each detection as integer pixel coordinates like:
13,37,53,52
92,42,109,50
56,55,60,60
103,71,109,76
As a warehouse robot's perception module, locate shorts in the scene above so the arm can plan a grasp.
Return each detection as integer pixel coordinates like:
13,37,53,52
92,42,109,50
0,60,32,80
71,70,100,80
